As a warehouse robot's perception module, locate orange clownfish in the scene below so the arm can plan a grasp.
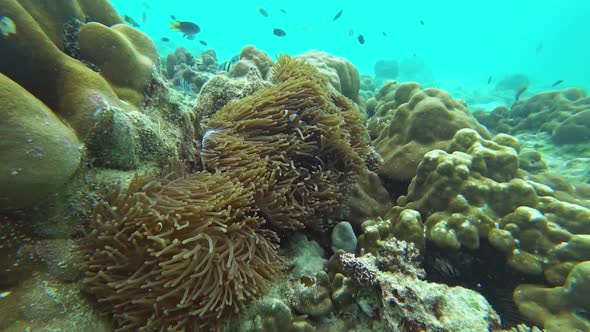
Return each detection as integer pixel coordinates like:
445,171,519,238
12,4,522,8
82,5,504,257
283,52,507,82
281,109,302,126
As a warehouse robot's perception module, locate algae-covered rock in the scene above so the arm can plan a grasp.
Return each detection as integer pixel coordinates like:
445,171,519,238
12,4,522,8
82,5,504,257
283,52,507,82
331,221,357,253
0,73,82,208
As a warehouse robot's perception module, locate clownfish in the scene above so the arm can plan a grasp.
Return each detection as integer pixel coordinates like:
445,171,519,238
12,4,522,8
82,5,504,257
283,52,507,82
281,109,302,126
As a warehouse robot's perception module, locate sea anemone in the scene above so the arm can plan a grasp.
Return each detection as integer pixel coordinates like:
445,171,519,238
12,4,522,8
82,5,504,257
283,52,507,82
82,171,283,331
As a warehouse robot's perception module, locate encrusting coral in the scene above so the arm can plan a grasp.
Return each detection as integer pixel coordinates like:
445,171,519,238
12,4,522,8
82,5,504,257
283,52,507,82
82,172,283,331
199,56,370,231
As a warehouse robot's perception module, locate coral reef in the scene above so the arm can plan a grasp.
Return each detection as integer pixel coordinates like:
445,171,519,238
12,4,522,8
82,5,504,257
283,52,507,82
200,56,370,231
359,74,377,102
368,82,490,183
332,238,502,331
295,50,360,102
347,169,393,229
230,45,275,79
82,172,283,331
374,59,399,80
165,47,219,95
474,88,590,145
1,0,195,195
386,128,590,328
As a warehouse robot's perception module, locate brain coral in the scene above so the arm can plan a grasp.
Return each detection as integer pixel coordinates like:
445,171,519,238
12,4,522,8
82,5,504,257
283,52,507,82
367,82,490,183
199,56,370,231
82,172,283,331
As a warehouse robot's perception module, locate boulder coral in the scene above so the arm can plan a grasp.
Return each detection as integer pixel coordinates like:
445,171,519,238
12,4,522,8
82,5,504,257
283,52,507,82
514,261,590,331
387,129,590,327
0,0,157,136
474,88,590,144
295,50,360,102
368,82,490,183
0,73,82,208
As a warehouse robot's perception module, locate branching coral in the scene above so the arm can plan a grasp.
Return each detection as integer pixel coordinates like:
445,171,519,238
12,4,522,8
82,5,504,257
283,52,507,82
82,172,283,331
199,56,369,231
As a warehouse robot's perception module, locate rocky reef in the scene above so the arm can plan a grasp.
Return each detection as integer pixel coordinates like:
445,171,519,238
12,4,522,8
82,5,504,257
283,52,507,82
1,2,589,330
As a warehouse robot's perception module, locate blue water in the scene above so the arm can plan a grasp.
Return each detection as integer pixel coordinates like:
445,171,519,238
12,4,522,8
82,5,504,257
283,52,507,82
112,0,590,95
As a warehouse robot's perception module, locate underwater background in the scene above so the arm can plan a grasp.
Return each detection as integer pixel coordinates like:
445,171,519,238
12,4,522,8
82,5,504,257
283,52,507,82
1,0,590,331
111,0,590,94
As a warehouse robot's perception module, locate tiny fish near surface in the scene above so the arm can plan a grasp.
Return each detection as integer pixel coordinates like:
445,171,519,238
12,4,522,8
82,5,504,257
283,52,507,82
551,80,563,87
487,76,493,84
357,34,365,45
273,28,286,37
257,7,269,17
199,40,207,46
333,10,343,21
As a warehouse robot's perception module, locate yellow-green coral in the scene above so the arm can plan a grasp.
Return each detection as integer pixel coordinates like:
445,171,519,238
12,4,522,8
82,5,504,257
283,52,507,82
514,261,590,331
0,73,82,208
0,0,159,142
367,82,490,182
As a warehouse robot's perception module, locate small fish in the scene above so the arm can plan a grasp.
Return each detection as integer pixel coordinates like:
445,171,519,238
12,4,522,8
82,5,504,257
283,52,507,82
141,11,147,24
152,222,163,232
420,20,424,25
161,37,170,42
382,31,388,37
300,276,315,287
273,28,286,37
170,17,200,40
348,29,354,37
257,7,269,17
123,15,140,28
281,109,302,126
301,26,309,33
280,9,287,14
551,79,563,87
0,291,11,299
0,16,16,38
199,40,208,46
218,55,240,72
487,76,493,84
333,10,343,21
142,1,151,9
357,34,365,45
515,86,527,102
